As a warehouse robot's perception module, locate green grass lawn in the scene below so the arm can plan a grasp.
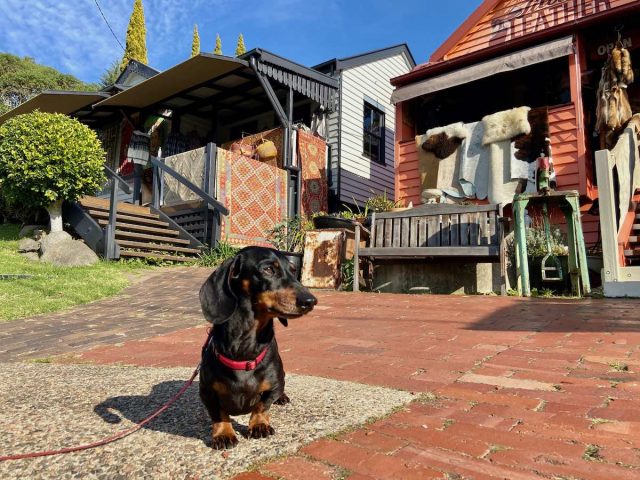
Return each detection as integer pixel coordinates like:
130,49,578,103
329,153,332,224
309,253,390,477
0,224,150,322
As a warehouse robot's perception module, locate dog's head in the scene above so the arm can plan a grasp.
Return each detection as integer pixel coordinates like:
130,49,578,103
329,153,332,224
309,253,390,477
200,246,317,327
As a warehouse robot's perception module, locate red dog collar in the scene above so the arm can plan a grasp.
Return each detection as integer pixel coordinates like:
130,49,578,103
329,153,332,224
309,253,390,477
214,347,269,371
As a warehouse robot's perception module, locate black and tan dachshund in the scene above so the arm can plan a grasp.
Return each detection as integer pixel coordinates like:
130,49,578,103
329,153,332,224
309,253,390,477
199,246,317,449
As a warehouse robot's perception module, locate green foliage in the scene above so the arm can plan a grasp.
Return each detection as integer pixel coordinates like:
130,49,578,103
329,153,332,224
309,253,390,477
99,60,121,88
191,24,201,57
120,0,148,72
0,224,149,322
342,196,370,219
0,112,106,209
0,53,93,113
0,186,45,224
235,33,246,56
198,240,240,267
365,190,399,213
214,33,223,55
341,257,354,291
267,215,313,253
507,221,568,261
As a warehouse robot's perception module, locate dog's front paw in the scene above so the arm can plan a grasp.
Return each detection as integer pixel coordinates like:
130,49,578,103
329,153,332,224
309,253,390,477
248,423,275,439
274,393,290,405
212,432,238,450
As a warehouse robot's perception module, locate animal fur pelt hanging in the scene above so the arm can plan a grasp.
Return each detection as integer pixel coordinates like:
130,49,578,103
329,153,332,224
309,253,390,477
481,106,531,145
513,107,550,162
595,42,634,148
421,132,463,159
426,122,468,140
421,122,468,159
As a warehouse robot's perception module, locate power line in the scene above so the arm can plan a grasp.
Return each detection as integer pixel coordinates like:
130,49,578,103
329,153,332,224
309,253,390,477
93,0,125,52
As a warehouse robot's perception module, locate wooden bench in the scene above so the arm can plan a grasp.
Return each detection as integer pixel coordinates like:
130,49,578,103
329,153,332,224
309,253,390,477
353,203,505,293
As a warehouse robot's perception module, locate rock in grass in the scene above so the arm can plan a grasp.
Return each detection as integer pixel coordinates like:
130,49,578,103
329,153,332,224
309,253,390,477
20,251,40,262
18,237,40,253
18,225,46,238
40,239,99,267
39,231,72,255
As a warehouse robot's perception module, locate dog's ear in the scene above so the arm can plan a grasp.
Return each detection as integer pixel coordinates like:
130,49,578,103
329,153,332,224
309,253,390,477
199,255,243,325
277,317,288,327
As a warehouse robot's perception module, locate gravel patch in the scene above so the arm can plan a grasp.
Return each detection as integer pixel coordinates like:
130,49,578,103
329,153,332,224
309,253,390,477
0,363,412,479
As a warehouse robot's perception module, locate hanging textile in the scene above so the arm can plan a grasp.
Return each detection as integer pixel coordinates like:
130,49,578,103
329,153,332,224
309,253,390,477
127,130,151,166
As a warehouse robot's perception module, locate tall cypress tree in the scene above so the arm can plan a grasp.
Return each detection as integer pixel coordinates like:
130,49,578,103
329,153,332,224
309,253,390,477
235,33,246,56
191,24,201,57
120,0,148,72
213,34,223,55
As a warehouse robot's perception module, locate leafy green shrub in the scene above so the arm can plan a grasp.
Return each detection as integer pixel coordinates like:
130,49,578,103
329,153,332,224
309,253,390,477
0,112,105,231
198,240,240,267
364,190,399,213
0,186,46,224
506,221,568,263
341,257,354,290
267,215,313,253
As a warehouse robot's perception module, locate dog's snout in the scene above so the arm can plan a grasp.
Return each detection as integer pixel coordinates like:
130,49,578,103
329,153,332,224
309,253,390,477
297,293,317,311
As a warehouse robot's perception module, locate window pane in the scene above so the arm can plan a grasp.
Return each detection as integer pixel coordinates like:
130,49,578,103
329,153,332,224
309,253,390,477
370,135,379,162
363,133,371,157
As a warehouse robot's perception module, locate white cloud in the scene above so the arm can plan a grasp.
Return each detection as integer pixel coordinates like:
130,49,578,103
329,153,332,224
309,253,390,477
0,0,342,82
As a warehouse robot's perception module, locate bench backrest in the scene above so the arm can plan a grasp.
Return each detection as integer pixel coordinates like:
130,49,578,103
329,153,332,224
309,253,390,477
370,204,502,249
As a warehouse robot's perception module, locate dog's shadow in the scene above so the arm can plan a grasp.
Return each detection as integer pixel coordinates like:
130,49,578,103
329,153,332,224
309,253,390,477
93,380,249,447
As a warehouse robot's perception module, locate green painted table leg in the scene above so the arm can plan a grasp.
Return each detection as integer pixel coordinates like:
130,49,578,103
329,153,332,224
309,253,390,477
513,198,530,296
568,196,591,296
563,203,581,297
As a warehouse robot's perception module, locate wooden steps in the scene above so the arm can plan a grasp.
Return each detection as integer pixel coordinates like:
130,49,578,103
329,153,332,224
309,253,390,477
624,202,640,265
80,196,157,218
78,196,201,263
97,219,180,236
117,240,201,255
114,230,191,245
119,250,196,263
87,209,169,227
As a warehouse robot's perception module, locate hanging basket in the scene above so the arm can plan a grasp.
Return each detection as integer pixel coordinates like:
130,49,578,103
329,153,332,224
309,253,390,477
256,139,278,161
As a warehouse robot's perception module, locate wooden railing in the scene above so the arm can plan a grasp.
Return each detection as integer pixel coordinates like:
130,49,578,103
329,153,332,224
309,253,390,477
103,165,132,260
151,143,229,247
595,125,640,297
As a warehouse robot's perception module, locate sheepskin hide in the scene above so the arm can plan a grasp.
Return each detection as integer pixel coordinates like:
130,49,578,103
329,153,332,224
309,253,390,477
421,122,468,160
514,107,550,162
426,122,468,140
482,106,531,145
421,132,463,159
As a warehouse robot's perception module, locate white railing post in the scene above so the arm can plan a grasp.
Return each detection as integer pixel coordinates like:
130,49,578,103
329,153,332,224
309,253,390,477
595,149,620,285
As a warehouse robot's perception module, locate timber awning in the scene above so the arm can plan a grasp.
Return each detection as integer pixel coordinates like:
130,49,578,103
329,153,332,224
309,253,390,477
95,52,338,116
0,91,109,125
391,36,574,104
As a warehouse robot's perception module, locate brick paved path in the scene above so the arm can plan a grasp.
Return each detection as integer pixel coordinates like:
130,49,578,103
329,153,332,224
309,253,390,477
74,291,640,480
0,267,211,362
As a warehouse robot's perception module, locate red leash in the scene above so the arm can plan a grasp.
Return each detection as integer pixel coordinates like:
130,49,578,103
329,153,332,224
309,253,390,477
0,329,213,462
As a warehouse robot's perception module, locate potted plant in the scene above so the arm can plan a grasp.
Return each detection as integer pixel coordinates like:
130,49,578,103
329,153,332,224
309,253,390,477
312,209,358,230
267,215,313,279
364,190,402,214
507,222,570,294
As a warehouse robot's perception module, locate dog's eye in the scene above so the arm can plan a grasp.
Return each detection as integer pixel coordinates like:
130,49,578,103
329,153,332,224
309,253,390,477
262,266,275,276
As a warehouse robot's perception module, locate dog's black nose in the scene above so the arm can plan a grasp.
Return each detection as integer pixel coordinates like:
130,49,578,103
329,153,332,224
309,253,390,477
297,294,317,311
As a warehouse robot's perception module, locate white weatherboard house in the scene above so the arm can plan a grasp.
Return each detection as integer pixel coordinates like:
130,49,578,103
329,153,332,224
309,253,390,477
314,44,415,209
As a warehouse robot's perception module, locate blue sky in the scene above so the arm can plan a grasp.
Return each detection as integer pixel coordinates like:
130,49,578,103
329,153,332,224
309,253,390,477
0,0,480,83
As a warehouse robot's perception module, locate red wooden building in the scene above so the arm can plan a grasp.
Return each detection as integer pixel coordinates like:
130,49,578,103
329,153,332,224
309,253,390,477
390,0,640,247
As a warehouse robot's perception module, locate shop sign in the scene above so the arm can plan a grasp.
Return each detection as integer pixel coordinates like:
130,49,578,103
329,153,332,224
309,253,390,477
490,0,612,44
